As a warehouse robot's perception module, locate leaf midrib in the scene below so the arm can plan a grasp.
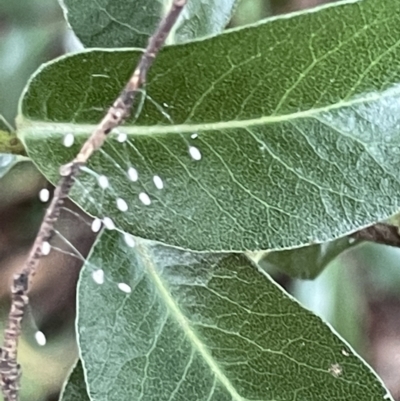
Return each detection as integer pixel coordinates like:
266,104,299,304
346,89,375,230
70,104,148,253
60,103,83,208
137,241,245,401
17,86,399,139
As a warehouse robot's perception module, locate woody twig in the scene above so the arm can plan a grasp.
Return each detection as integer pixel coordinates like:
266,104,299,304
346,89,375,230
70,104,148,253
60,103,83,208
0,1,187,399
351,222,400,248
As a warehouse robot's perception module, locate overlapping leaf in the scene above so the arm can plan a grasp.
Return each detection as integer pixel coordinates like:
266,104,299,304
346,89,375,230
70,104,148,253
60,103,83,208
59,0,239,48
18,0,400,252
60,361,90,401
255,237,360,279
75,229,393,400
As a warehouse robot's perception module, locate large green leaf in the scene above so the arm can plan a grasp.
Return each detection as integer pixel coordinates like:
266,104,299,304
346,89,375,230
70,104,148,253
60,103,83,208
60,361,90,401
76,229,393,400
18,0,400,252
59,0,239,48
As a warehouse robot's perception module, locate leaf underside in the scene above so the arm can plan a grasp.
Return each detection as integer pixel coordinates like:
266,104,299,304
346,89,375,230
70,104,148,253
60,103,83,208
257,237,360,279
60,361,90,401
59,0,239,48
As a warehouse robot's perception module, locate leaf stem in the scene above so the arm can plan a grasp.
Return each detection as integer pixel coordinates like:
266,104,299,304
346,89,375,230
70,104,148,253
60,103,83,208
351,222,400,248
0,130,26,156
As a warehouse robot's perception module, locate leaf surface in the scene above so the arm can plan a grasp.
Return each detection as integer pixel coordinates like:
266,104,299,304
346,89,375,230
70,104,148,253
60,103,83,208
255,237,360,279
60,361,91,401
18,0,400,251
59,0,239,48
76,229,393,401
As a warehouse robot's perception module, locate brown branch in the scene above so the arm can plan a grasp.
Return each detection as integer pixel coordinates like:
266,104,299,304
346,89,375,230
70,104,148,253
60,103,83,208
351,222,400,248
0,1,187,400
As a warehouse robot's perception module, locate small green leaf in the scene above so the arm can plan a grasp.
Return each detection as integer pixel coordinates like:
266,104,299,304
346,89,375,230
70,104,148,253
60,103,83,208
18,0,400,252
255,237,360,279
76,230,393,400
172,0,240,43
0,25,58,123
59,0,239,48
60,361,90,401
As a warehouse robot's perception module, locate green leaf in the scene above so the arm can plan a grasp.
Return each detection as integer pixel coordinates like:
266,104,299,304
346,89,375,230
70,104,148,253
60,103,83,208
77,229,393,400
254,237,360,280
0,24,58,123
292,256,368,355
18,0,400,252
59,0,239,48
60,361,91,401
173,0,240,43
231,0,270,26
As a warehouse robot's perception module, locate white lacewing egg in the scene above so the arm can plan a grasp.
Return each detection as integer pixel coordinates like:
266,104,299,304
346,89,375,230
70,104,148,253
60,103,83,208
103,217,115,230
139,192,151,205
153,175,164,189
41,241,51,256
117,132,127,143
35,331,46,346
63,133,74,147
118,283,132,293
116,198,128,212
189,146,201,160
98,175,109,189
127,167,138,182
92,269,105,285
39,189,50,202
91,218,102,233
